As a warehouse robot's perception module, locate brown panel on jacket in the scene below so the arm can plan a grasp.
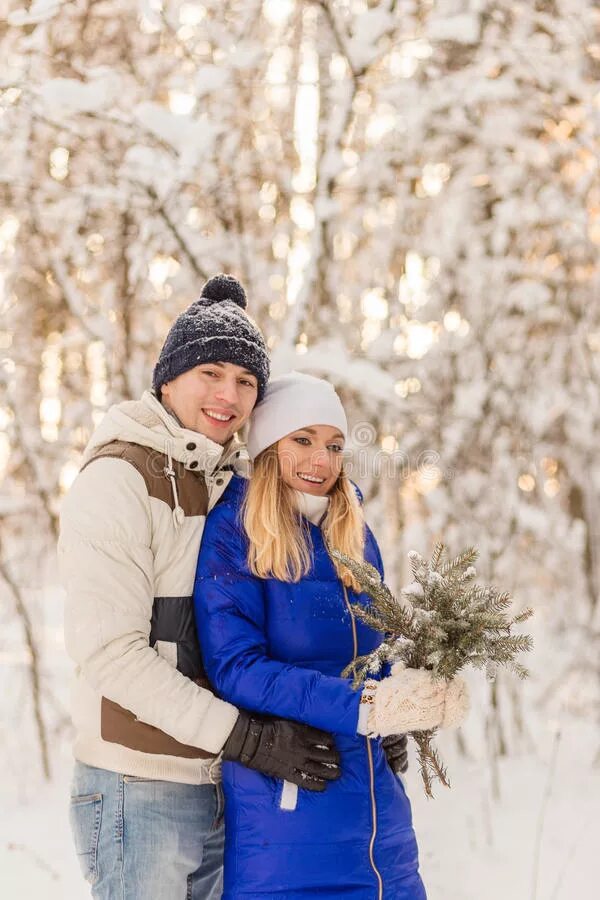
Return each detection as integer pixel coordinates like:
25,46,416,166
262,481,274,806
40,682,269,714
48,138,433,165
81,440,209,517
101,697,213,759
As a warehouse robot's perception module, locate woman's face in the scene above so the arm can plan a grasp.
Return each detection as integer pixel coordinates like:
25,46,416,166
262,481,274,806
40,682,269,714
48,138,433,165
277,424,345,496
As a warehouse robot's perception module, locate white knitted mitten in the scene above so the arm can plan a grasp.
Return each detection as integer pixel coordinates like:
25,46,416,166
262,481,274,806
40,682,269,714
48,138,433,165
366,663,447,737
441,676,470,728
366,663,470,737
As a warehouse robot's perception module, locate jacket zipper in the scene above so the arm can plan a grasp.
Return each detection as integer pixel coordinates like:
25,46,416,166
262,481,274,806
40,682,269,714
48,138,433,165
342,582,358,660
342,584,384,900
366,737,383,899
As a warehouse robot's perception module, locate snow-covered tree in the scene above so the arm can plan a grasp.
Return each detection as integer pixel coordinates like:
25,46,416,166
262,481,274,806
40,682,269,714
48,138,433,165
0,0,598,779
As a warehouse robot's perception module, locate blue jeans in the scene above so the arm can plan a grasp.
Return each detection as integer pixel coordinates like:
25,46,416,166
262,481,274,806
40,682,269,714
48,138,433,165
69,761,225,899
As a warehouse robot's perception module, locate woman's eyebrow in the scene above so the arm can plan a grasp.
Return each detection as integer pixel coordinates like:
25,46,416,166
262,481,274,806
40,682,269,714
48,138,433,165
295,428,344,440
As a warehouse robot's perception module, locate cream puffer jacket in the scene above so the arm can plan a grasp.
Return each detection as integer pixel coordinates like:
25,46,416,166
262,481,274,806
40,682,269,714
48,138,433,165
58,390,245,784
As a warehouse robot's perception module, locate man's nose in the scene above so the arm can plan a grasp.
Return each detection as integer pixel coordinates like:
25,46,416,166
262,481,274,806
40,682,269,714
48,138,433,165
214,378,239,405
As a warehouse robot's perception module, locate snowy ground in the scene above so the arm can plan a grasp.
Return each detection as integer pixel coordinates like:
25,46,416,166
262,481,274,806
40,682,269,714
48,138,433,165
411,721,597,899
1,596,597,899
1,721,596,899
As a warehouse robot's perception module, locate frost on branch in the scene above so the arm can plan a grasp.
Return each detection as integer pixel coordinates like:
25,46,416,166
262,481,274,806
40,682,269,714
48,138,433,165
331,542,533,796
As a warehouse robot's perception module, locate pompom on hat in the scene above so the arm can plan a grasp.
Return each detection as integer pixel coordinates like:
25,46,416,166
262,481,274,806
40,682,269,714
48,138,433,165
247,371,348,460
152,274,270,401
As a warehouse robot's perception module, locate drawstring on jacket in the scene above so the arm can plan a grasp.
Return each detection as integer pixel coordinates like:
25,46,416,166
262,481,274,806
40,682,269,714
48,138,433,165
164,448,185,528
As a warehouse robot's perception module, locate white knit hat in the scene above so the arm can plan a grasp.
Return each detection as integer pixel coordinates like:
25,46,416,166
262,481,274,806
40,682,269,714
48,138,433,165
246,371,348,460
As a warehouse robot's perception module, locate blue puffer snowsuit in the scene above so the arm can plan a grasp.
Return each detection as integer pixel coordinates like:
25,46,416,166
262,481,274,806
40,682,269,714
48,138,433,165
193,476,427,900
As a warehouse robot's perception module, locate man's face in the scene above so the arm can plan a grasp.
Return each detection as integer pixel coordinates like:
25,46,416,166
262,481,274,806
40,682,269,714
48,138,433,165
160,362,258,445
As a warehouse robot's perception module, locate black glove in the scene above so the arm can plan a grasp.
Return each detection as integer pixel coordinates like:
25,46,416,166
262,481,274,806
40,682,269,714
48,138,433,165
222,711,341,792
382,733,409,775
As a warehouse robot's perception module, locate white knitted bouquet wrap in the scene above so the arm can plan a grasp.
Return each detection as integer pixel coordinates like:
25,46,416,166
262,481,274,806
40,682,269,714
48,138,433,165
367,662,470,737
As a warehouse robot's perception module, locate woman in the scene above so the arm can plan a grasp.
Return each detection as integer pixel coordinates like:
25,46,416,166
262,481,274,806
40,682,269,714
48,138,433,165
193,372,468,899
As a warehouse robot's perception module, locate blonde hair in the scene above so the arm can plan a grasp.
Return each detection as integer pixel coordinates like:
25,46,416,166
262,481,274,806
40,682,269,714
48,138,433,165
242,444,365,590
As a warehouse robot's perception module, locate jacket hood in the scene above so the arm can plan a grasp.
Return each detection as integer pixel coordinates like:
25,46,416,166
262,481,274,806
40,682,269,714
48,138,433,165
81,390,247,477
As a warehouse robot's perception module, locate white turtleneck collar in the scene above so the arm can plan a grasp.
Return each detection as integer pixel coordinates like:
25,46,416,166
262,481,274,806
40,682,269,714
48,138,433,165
294,489,330,526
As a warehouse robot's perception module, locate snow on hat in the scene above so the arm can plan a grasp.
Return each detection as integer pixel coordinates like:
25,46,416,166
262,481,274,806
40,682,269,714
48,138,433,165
247,371,348,460
152,273,270,401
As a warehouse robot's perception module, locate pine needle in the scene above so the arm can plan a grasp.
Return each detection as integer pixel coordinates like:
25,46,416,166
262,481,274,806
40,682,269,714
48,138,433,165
334,543,534,797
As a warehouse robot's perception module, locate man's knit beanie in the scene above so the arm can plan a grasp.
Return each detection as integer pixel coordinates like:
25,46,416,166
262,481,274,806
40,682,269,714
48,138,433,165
152,274,270,401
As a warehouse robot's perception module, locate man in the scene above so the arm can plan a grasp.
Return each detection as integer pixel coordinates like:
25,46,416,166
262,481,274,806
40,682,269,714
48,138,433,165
58,275,341,899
